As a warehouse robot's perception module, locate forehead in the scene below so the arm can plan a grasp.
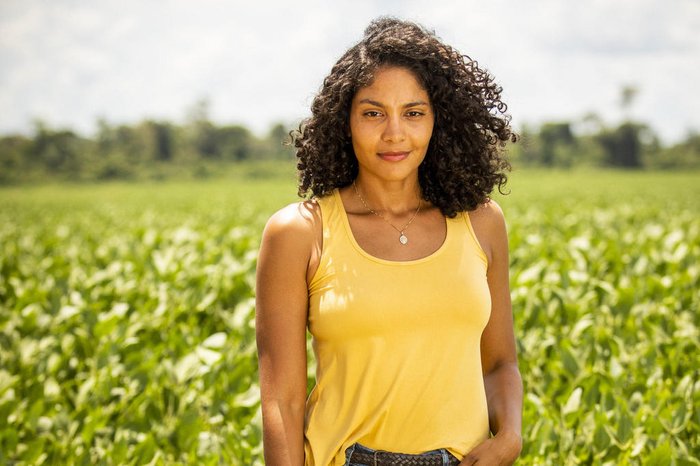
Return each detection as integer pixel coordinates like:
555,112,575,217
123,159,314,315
354,66,429,101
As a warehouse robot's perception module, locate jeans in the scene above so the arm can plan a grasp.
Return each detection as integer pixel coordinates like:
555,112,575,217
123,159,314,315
343,442,459,466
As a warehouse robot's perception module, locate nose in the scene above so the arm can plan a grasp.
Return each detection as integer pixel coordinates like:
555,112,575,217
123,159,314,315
381,114,406,143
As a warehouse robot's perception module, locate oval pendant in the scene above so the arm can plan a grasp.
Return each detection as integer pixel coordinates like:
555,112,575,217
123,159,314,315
399,234,408,245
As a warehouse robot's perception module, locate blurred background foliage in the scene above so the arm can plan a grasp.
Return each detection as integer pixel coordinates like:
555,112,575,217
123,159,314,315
1,89,699,185
0,99,295,184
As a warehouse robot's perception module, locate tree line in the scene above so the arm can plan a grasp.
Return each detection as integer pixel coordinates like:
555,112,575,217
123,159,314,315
0,104,698,184
511,86,699,170
510,118,699,170
0,106,295,184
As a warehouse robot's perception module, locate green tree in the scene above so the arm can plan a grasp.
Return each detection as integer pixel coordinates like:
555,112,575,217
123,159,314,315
597,123,646,168
261,123,294,159
217,125,253,161
596,85,645,168
30,121,90,178
185,98,220,159
144,121,174,162
652,132,700,169
0,134,32,182
539,122,576,167
508,124,539,166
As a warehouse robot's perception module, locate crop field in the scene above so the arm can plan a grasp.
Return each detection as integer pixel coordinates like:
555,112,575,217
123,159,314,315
1,169,698,465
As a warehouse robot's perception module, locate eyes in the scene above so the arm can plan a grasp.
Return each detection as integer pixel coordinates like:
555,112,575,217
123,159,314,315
361,109,427,119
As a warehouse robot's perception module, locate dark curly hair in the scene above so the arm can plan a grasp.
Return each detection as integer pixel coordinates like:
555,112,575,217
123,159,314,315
292,17,515,217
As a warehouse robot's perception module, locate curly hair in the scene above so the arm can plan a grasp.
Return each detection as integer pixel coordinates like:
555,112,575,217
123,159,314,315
291,17,515,217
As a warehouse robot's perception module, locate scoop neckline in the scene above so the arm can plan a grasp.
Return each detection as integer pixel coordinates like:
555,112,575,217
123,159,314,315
333,188,451,265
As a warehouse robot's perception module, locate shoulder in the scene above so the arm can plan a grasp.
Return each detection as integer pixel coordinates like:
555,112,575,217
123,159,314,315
262,200,322,245
467,199,508,266
468,198,506,233
258,200,323,282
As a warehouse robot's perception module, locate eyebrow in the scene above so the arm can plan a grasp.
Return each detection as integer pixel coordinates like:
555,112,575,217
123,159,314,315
358,98,430,108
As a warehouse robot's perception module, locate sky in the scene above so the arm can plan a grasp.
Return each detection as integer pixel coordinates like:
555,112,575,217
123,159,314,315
1,0,698,144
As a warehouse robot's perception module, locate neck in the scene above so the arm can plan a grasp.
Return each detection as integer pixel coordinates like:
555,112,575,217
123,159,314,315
353,175,422,214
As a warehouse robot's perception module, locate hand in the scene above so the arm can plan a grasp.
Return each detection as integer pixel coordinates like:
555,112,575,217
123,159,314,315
459,431,522,466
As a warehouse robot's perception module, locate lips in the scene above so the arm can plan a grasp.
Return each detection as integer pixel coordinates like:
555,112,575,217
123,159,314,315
378,151,410,162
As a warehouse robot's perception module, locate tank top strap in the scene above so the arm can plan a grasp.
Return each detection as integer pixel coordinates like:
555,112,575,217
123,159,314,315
459,210,488,266
314,189,347,248
308,190,347,293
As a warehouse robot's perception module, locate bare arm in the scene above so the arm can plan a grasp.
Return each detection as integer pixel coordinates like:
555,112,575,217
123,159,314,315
463,200,523,465
256,203,318,466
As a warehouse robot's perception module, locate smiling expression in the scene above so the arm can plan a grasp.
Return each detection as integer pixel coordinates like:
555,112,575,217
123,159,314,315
349,66,435,182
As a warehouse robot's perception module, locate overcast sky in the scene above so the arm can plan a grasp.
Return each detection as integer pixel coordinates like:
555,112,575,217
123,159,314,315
1,0,698,144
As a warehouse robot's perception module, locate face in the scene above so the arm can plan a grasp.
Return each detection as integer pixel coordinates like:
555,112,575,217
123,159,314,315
349,66,434,183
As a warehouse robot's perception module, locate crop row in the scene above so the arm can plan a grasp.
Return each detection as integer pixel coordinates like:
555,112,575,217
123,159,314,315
1,175,698,464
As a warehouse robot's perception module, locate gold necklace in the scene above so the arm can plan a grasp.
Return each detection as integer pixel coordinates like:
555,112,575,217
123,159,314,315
352,181,422,245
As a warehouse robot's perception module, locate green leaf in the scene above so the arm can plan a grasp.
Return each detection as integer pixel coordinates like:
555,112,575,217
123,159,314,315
196,346,222,367
175,407,202,451
616,411,633,445
593,423,611,453
560,345,580,375
562,387,582,416
21,437,46,463
645,440,672,466
201,332,227,349
174,352,202,383
234,384,260,409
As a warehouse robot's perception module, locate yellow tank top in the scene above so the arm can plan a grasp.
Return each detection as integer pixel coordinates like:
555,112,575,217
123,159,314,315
304,189,491,466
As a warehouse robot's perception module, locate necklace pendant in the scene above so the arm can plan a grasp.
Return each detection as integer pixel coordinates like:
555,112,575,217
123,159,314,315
399,233,408,245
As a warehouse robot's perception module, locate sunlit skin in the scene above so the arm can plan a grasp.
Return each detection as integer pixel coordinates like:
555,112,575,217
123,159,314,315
341,66,443,262
349,66,434,193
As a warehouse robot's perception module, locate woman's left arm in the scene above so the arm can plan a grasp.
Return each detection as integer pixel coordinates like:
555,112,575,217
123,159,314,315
462,200,523,465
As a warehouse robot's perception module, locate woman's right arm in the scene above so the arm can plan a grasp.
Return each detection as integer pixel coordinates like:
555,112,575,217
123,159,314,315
255,203,317,466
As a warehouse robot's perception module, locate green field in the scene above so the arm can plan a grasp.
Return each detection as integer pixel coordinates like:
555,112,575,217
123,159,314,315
1,169,698,465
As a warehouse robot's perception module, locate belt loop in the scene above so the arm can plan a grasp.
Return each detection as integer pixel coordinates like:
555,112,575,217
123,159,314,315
343,443,357,466
440,449,449,465
373,449,378,466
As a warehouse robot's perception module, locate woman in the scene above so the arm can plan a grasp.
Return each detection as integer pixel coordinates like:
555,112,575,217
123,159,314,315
256,17,522,466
